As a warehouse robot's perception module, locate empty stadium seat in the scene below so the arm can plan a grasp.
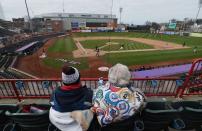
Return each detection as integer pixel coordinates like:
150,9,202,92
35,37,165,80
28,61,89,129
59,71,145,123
0,56,8,68
142,101,183,131
5,104,50,131
101,116,136,131
0,104,19,130
87,114,142,131
170,101,202,130
4,56,13,69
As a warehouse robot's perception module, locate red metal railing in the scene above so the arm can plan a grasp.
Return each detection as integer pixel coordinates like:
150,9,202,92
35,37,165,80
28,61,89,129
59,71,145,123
0,77,180,101
0,59,202,101
178,59,202,97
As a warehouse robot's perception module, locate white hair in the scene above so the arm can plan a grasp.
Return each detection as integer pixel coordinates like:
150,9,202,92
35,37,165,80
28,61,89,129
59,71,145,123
108,63,131,86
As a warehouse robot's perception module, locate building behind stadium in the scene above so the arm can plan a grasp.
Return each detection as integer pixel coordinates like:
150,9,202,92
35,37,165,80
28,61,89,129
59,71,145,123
32,13,118,32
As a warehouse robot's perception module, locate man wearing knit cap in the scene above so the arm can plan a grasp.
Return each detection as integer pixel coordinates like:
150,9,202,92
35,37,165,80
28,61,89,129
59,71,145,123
92,63,146,131
49,64,93,131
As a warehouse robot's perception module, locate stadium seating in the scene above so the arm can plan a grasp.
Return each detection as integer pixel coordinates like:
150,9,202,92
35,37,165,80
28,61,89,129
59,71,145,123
142,101,183,131
4,70,22,79
0,72,10,78
0,27,16,37
5,104,50,131
0,56,8,68
4,56,14,69
0,104,19,130
0,70,22,79
0,101,202,131
170,101,202,130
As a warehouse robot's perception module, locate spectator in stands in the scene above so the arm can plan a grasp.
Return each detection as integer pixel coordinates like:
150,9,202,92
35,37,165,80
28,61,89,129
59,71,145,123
92,63,146,130
49,64,94,131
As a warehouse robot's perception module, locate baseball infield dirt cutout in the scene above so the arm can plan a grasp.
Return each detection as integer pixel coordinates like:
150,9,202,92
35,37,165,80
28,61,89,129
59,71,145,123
73,37,189,58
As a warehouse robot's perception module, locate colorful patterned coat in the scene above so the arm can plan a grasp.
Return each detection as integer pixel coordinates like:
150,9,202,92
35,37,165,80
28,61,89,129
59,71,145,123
92,82,146,127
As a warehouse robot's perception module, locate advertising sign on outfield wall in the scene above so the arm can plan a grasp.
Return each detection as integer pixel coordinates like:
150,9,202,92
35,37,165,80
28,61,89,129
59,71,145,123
190,33,202,37
168,23,177,29
81,30,91,32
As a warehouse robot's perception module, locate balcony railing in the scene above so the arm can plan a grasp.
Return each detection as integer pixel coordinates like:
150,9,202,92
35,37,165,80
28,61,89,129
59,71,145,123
0,59,202,101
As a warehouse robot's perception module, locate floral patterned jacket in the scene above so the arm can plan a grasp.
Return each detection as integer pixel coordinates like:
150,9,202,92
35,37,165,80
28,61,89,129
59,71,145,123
92,82,146,127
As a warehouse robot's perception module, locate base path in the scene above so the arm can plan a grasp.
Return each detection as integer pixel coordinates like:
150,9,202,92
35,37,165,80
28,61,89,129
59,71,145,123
73,40,107,58
74,37,189,50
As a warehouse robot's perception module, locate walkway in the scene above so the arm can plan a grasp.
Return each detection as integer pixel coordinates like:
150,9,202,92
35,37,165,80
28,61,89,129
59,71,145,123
132,63,202,78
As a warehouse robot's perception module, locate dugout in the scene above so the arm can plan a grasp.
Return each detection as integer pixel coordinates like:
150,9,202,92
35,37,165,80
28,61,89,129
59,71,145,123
15,41,43,55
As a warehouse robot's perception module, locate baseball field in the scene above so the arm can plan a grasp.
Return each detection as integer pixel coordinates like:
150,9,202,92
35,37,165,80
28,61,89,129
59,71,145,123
15,32,202,78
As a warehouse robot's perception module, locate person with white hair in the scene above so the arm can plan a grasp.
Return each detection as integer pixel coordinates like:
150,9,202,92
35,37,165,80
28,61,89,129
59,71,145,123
92,63,146,131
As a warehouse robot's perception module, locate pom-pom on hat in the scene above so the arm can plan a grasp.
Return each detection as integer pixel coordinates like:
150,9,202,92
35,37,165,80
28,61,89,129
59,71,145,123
62,64,80,85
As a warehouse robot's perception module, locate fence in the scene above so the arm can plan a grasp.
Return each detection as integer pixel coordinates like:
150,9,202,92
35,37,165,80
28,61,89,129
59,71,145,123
0,59,202,101
178,59,202,97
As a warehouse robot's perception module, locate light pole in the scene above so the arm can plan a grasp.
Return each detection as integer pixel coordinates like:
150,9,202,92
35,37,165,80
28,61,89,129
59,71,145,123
195,0,202,32
24,0,33,32
63,0,65,13
119,7,123,24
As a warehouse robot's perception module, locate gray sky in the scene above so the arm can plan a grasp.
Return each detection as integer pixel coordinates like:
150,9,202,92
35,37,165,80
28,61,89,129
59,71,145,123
1,0,202,24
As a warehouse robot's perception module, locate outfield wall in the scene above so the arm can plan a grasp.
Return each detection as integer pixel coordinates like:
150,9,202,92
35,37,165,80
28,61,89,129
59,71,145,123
190,33,202,37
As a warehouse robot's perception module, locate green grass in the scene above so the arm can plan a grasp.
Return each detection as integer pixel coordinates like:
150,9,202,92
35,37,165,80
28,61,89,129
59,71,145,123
74,32,202,48
74,32,202,65
80,39,153,51
43,57,89,70
42,32,202,70
103,48,202,65
48,37,77,53
80,40,108,49
45,36,89,70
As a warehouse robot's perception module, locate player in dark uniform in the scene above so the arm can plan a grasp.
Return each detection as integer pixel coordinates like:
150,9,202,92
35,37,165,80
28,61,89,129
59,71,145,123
95,46,100,57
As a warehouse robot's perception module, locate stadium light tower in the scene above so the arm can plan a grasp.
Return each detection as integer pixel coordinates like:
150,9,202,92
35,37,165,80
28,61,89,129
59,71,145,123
195,0,202,24
24,0,33,32
194,0,202,32
119,7,123,24
62,0,65,13
195,0,202,23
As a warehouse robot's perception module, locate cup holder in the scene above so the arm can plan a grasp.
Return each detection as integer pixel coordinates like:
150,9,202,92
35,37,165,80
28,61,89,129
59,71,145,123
170,119,185,130
134,120,144,131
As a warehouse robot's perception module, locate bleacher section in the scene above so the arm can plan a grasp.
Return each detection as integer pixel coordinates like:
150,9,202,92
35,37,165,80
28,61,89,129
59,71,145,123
0,101,201,131
0,26,16,37
0,32,64,55
0,56,13,69
4,70,22,79
0,32,65,79
0,72,10,79
0,56,8,68
4,56,14,69
0,56,23,79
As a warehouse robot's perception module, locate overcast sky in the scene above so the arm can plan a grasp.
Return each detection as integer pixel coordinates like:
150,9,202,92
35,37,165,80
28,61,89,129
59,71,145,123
1,0,202,24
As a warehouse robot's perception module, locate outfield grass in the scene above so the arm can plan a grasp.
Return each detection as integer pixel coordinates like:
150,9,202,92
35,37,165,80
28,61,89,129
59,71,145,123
42,32,202,68
104,48,202,65
74,32,202,48
43,57,89,70
73,32,202,66
80,40,108,49
44,36,89,70
80,39,153,51
48,37,77,53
